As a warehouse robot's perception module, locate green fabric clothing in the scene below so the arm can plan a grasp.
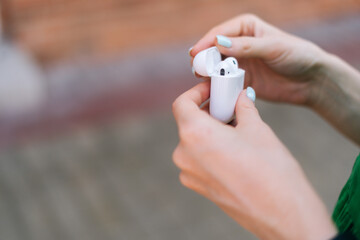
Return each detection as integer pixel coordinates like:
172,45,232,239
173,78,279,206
333,153,360,239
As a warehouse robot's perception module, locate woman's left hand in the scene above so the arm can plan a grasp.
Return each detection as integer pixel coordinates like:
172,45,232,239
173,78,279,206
172,81,336,240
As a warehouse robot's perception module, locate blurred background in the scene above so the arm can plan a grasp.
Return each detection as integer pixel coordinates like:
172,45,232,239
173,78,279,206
0,0,359,239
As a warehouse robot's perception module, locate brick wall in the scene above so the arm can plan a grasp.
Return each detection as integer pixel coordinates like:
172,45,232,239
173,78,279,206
2,0,360,64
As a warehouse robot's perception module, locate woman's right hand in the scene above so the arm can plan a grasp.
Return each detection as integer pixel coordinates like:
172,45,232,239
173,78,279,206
190,14,327,107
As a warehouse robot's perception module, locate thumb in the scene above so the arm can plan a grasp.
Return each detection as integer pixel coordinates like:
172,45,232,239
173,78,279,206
215,35,277,60
235,87,260,126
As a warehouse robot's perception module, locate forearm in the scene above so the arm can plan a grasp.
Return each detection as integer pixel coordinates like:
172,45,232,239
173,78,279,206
310,51,360,145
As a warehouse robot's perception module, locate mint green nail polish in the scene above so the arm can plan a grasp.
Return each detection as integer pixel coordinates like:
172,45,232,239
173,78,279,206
191,66,196,76
216,35,232,48
246,87,256,102
188,47,193,57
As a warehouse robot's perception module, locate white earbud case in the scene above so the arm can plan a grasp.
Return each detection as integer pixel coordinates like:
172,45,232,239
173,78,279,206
193,47,245,123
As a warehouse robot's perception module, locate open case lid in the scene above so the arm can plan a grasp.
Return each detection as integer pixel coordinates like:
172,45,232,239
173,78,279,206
192,47,221,77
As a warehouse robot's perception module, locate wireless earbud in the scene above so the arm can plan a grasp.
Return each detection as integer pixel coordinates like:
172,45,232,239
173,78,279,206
192,47,245,123
224,57,238,70
215,57,238,76
215,61,232,76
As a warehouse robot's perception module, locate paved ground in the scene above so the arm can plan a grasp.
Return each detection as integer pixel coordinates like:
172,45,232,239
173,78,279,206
0,100,358,240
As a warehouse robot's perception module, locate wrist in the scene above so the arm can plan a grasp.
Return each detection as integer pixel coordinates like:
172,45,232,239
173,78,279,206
304,47,336,108
306,49,360,109
291,183,337,240
304,48,360,144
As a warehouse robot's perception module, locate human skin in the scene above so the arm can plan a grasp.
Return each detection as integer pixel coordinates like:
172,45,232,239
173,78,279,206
173,14,360,239
172,83,336,240
190,14,360,145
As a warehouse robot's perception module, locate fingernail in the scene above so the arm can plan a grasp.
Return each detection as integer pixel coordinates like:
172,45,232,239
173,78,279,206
246,87,256,102
188,47,193,57
216,35,232,48
191,66,196,76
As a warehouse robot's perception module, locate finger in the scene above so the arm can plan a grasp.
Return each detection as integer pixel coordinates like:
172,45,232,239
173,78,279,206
216,36,282,61
191,14,264,57
200,98,210,114
235,87,260,127
172,145,194,172
179,171,209,197
172,81,211,124
191,66,203,78
173,145,210,180
194,72,207,79
228,118,238,127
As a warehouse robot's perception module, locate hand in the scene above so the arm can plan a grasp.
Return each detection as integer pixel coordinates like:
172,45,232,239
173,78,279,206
191,13,360,146
172,81,336,240
190,14,327,106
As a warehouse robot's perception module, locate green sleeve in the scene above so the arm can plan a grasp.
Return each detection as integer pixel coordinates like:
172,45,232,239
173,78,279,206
333,153,360,239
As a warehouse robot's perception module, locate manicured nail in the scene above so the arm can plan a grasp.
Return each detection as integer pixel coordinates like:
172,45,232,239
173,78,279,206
191,66,196,76
246,87,256,102
216,35,232,48
188,47,193,57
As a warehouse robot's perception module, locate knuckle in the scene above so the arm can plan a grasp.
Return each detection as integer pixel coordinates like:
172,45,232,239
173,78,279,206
179,172,192,188
242,13,255,19
239,39,252,52
179,125,195,144
241,105,258,117
239,13,259,22
270,37,284,49
179,121,210,145
172,147,184,169
267,37,290,60
209,25,222,35
172,97,182,115
241,101,259,113
172,148,179,163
